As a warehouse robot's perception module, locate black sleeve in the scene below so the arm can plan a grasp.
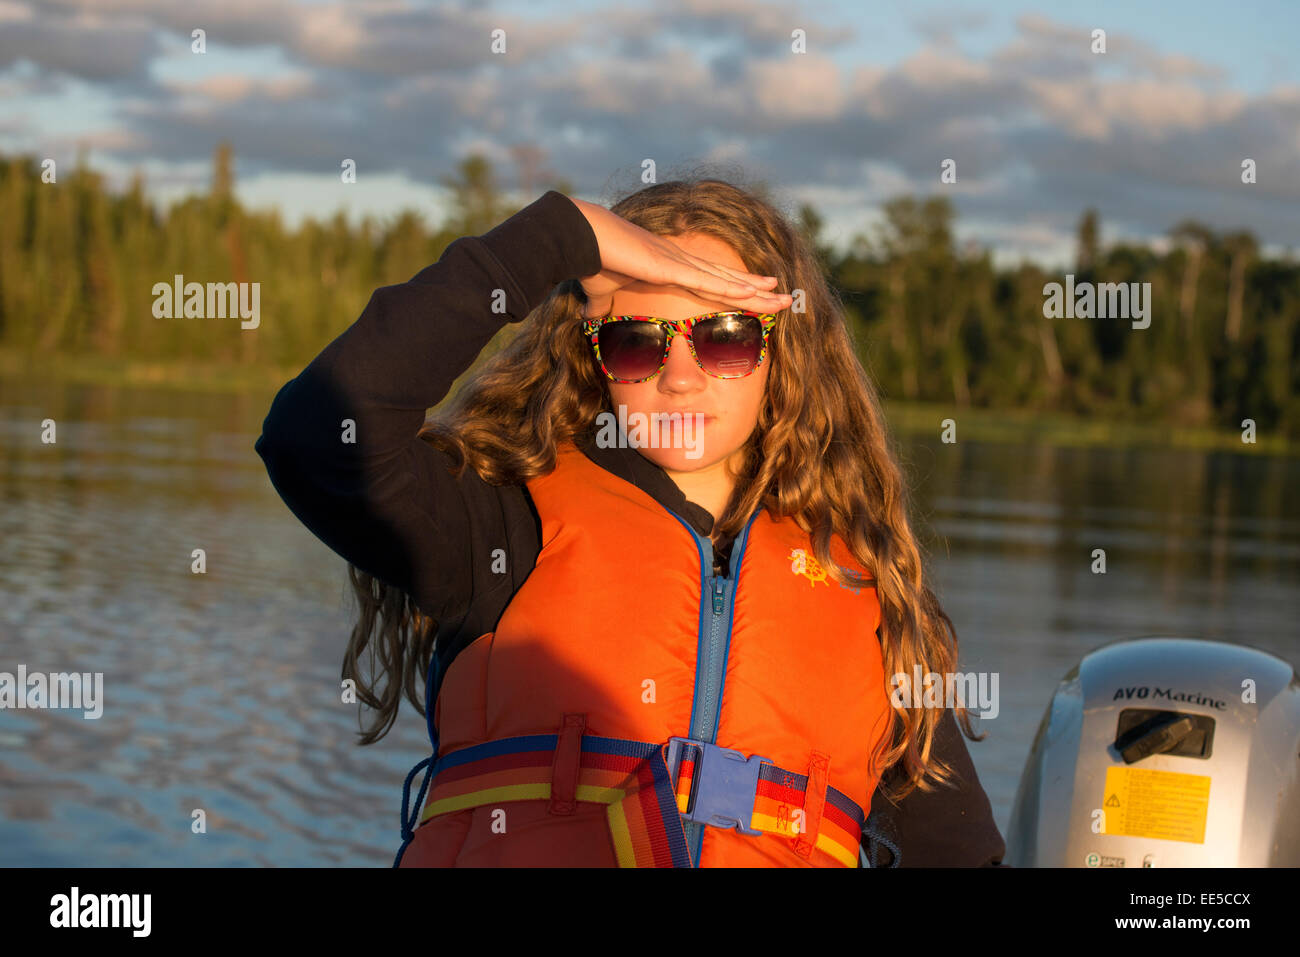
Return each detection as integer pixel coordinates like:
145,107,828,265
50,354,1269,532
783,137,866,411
253,190,602,626
865,709,1007,867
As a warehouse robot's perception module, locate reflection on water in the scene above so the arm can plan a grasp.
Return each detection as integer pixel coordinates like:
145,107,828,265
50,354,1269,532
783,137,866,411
2,377,1297,865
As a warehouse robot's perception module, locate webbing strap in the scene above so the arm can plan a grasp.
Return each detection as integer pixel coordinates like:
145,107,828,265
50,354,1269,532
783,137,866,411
416,733,865,867
670,740,863,865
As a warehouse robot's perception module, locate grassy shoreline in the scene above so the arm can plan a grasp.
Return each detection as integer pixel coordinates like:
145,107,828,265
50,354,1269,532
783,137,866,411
880,400,1293,454
0,346,298,395
1,346,1292,455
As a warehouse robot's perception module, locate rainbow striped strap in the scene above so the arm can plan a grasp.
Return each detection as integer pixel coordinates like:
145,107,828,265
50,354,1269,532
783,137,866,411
667,739,865,865
417,733,865,867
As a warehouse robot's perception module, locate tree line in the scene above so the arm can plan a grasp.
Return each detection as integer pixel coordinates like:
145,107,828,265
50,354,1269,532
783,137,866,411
1,146,1296,437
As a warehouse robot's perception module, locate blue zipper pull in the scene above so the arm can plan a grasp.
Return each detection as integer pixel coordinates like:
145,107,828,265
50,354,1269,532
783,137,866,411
711,577,725,614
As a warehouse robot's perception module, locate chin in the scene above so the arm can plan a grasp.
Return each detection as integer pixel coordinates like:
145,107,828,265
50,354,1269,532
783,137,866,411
642,450,710,472
638,441,731,473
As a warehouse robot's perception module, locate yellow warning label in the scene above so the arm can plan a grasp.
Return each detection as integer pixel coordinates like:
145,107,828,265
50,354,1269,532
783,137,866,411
1102,766,1211,844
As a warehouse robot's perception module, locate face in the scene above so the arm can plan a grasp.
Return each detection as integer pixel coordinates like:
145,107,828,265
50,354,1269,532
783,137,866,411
602,232,770,474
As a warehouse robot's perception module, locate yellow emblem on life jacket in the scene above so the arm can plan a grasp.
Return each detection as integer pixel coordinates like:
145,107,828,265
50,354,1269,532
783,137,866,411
788,548,830,586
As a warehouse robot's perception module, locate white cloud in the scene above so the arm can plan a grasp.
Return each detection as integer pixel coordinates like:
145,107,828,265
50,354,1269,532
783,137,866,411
3,2,1296,258
163,71,316,102
748,55,843,120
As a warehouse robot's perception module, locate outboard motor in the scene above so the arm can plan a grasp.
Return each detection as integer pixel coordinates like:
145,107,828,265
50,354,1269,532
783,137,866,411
1006,636,1300,867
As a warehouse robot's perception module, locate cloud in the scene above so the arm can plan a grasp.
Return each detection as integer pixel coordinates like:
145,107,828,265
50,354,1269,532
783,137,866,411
747,55,844,120
910,7,992,47
0,7,159,82
3,1,1297,255
37,0,300,48
162,71,316,102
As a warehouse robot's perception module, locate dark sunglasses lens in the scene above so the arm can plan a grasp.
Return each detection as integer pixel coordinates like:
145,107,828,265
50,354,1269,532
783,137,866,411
693,314,764,376
599,321,665,380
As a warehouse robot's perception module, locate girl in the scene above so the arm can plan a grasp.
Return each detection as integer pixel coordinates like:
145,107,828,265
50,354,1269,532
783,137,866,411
255,179,1004,867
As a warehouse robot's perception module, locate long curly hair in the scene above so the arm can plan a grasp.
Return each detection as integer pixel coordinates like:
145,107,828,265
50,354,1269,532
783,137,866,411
342,174,980,803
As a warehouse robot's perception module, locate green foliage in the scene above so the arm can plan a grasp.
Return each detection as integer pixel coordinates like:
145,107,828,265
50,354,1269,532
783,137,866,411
836,195,1300,438
0,148,1296,437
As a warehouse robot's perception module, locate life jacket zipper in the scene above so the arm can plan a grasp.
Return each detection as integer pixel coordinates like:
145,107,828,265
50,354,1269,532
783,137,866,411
692,561,729,757
661,507,762,865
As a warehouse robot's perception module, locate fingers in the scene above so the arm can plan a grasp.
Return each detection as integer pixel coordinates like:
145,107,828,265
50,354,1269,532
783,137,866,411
709,266,791,309
708,261,781,288
670,256,792,310
689,280,790,313
743,288,794,310
680,255,766,292
698,274,793,311
588,245,793,319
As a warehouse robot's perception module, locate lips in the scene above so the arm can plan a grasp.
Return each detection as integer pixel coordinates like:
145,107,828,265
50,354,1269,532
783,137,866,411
661,411,714,421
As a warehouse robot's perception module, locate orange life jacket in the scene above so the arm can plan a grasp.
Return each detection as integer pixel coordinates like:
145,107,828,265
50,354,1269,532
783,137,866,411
395,439,892,867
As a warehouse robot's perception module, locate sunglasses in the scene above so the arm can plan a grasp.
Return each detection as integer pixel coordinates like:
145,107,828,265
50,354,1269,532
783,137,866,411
581,310,778,383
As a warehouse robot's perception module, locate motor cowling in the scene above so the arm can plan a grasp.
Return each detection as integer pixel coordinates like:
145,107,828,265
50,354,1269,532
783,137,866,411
1006,636,1300,867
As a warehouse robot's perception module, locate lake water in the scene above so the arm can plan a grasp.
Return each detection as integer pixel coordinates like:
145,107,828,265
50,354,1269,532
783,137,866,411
2,376,1297,865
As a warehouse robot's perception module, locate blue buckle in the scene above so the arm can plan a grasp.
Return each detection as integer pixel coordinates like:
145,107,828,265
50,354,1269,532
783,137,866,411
665,737,770,836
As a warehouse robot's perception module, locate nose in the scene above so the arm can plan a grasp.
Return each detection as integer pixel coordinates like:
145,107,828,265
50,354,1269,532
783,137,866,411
657,330,708,393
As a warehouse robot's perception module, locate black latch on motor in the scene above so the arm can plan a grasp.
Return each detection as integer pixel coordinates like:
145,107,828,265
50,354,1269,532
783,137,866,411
1113,709,1216,763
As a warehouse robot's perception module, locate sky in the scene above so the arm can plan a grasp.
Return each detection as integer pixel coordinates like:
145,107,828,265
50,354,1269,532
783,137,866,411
2,0,1298,267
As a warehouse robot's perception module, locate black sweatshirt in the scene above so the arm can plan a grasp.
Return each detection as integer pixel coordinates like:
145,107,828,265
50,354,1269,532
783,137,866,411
254,189,1006,867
